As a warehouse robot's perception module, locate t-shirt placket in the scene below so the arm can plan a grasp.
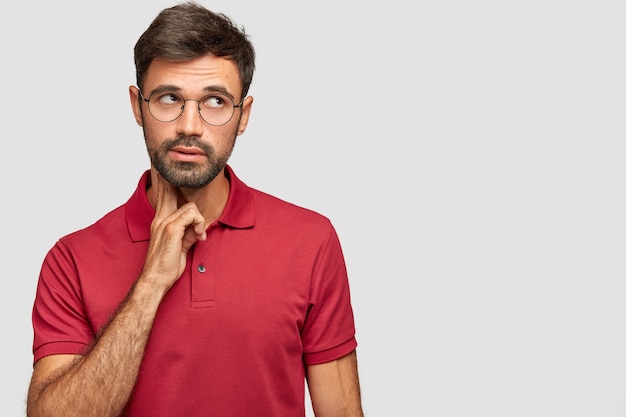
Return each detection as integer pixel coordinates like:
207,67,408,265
190,239,215,309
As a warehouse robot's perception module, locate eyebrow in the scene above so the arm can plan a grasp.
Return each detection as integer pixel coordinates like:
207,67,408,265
148,84,236,100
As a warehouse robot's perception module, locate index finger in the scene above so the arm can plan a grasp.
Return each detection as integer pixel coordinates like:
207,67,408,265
153,170,179,220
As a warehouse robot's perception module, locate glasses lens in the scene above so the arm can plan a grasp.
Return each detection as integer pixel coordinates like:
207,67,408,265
198,94,235,126
147,92,185,123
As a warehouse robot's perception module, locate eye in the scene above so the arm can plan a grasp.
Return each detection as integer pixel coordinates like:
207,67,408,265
202,95,227,109
156,93,182,105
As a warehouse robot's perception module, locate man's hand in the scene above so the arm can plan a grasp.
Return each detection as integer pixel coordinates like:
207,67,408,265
140,172,207,292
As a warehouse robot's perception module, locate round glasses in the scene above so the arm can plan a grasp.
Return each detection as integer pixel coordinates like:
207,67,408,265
139,89,244,126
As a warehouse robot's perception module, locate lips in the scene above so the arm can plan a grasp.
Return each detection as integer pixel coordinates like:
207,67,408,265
169,146,206,162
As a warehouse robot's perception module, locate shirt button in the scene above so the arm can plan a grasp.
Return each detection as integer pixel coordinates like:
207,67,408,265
197,264,206,273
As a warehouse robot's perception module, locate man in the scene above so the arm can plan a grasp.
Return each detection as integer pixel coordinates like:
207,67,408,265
26,2,363,416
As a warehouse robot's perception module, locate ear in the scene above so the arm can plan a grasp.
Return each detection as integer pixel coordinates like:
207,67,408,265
129,85,144,127
236,96,254,136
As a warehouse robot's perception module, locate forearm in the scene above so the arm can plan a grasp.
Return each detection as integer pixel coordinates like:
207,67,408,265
308,351,364,417
27,281,164,417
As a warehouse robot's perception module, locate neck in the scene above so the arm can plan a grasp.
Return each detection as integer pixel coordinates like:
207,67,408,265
148,169,230,225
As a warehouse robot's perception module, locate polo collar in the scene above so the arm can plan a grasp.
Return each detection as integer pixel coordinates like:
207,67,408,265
125,165,256,242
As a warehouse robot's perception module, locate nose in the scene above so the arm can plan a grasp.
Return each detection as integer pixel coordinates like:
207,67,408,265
175,99,204,137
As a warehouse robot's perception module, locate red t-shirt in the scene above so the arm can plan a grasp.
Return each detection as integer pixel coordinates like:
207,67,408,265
32,165,357,416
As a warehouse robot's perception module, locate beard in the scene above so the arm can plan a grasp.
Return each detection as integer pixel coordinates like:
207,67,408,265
149,134,235,189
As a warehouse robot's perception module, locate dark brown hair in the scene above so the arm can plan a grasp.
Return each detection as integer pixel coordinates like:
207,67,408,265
134,2,255,98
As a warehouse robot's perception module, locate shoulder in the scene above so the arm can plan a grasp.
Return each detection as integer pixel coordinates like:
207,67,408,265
59,203,127,248
249,187,332,228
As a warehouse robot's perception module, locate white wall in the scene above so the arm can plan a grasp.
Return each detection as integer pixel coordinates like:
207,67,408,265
3,1,626,415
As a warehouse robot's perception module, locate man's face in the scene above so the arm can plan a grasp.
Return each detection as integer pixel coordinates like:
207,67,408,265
130,54,252,189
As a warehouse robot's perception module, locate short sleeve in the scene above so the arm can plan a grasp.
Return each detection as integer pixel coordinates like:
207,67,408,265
301,224,357,365
32,240,94,363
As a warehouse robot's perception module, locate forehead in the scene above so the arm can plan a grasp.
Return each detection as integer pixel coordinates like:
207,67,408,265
143,54,242,98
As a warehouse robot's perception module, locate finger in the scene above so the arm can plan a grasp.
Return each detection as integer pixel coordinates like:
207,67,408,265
176,204,207,249
182,225,204,252
182,204,208,241
153,170,178,220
